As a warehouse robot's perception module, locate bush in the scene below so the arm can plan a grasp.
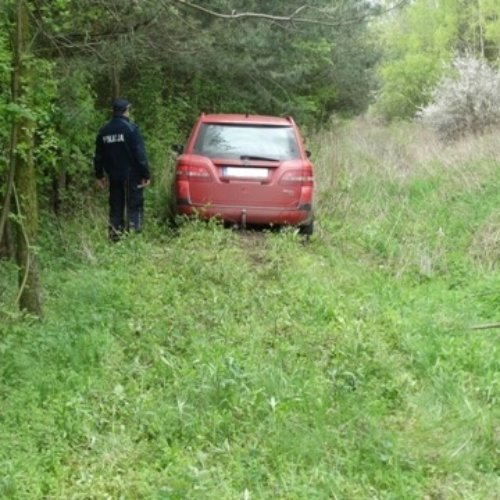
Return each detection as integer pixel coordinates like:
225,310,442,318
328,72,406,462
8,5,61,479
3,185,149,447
419,57,500,140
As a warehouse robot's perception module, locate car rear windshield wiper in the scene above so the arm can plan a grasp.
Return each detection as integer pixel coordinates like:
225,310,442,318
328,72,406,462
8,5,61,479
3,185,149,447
240,155,280,162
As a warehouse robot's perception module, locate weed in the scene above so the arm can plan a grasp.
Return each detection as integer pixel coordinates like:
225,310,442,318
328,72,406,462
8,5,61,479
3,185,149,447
0,120,499,498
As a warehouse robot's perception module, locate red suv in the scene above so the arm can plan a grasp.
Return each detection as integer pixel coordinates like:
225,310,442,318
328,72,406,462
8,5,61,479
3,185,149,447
172,113,314,234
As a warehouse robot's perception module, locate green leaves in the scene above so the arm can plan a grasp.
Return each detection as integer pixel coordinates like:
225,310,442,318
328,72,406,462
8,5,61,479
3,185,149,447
374,0,500,120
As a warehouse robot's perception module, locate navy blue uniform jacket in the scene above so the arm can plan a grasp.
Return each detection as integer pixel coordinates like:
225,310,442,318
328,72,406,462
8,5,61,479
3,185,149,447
94,116,150,182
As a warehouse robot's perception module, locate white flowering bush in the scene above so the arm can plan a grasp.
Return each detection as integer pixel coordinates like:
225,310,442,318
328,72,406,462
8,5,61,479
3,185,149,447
419,57,500,140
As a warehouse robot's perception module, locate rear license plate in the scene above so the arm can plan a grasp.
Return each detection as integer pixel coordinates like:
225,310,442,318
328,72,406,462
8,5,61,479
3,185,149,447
223,167,268,179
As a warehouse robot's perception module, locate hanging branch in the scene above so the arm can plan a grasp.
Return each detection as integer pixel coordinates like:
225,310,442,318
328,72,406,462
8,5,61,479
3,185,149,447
169,2,311,22
169,0,410,27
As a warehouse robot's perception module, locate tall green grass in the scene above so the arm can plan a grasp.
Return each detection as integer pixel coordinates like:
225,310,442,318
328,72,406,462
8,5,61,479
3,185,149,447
0,119,498,498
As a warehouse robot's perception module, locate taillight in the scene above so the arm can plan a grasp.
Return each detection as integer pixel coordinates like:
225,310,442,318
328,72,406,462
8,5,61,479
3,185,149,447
176,164,211,181
279,169,314,187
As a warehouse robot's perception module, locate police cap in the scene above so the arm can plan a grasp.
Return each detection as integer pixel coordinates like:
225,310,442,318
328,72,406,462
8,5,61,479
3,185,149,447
112,98,130,114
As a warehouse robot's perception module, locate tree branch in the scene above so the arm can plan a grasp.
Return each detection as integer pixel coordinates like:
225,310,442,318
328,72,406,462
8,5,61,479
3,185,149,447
169,0,410,27
0,125,18,247
170,1,310,22
470,322,500,330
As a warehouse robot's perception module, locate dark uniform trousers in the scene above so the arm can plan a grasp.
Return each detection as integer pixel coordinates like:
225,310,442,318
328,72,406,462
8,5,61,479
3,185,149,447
109,177,144,240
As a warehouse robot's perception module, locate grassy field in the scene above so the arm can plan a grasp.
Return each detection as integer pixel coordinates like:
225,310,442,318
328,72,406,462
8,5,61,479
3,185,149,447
0,119,499,498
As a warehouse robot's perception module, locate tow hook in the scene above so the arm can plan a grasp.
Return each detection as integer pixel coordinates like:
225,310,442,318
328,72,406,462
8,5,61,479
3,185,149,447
241,209,247,229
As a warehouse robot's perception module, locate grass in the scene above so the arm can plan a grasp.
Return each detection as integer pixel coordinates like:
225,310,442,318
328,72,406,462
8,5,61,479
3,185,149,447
0,118,499,498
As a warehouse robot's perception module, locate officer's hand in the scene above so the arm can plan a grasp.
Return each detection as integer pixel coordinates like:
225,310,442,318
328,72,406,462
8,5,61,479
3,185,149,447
138,179,151,188
96,177,107,190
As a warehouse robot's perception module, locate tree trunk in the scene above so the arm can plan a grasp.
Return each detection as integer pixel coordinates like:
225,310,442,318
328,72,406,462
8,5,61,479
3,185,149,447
51,171,67,215
1,220,16,260
112,65,121,99
11,0,42,316
0,127,16,247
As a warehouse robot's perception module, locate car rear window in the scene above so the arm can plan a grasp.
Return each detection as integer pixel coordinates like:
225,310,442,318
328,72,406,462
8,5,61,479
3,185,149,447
193,124,300,160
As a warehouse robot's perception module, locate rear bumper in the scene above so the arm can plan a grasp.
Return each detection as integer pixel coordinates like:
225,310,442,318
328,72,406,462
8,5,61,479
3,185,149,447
176,201,313,226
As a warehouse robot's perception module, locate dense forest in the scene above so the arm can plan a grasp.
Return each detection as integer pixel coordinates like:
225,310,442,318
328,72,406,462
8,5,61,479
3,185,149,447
2,0,500,311
0,1,499,497
0,0,378,312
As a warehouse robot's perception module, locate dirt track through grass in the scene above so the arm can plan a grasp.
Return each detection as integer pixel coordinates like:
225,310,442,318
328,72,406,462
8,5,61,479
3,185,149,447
1,120,499,498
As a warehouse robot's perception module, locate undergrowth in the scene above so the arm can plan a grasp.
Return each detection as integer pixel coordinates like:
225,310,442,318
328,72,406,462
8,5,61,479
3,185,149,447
0,119,498,498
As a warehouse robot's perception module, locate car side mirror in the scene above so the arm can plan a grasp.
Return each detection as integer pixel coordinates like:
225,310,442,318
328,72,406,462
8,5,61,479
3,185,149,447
305,150,312,158
172,144,184,155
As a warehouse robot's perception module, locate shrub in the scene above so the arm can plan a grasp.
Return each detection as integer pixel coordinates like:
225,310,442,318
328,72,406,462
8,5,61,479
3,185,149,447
419,57,500,140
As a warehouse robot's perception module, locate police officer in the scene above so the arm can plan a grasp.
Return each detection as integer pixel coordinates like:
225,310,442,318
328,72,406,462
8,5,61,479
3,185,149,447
94,98,150,241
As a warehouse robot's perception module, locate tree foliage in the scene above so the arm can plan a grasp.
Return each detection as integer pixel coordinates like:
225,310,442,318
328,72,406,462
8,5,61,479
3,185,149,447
0,0,387,309
0,7,12,177
374,0,500,120
0,0,381,203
